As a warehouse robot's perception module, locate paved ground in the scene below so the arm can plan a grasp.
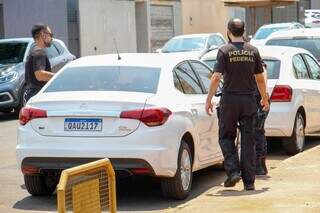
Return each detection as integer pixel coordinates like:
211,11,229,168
0,112,319,213
165,145,320,213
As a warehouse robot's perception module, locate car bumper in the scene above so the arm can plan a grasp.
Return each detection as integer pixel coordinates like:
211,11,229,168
16,124,182,178
0,79,21,110
265,102,296,137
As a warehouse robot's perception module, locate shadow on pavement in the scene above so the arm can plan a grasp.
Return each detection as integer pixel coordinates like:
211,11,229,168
117,167,225,211
13,195,57,212
208,187,269,197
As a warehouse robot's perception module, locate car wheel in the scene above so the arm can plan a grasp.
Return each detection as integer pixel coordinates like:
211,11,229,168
282,112,305,155
24,174,56,196
161,141,192,200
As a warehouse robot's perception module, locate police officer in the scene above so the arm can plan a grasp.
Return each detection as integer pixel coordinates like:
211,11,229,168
25,24,54,103
205,18,269,190
255,63,269,175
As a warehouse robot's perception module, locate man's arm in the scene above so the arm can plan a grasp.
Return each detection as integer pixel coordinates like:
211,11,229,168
205,72,222,115
255,73,269,111
34,70,54,82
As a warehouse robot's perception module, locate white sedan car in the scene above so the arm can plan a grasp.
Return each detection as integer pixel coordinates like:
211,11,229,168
17,53,223,199
201,46,320,155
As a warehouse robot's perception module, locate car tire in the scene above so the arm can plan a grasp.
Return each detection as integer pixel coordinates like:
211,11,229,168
24,174,56,196
282,112,305,155
161,141,192,200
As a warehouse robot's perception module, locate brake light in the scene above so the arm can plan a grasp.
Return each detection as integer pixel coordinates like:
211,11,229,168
120,107,172,127
19,107,47,125
270,85,292,102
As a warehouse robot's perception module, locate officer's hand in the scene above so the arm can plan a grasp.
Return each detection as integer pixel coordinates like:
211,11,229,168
260,98,270,112
205,101,214,116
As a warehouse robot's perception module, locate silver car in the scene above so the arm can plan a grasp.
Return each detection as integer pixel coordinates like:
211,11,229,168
0,38,75,114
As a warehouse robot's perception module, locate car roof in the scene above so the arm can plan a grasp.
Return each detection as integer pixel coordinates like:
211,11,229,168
201,46,309,61
259,22,301,29
267,28,320,40
171,33,217,39
67,53,199,69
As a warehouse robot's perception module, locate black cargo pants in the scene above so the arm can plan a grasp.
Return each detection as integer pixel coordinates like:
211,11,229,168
219,93,257,185
255,94,269,159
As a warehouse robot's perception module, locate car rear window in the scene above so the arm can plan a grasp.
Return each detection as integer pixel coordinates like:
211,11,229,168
44,66,161,93
266,38,320,60
203,59,280,79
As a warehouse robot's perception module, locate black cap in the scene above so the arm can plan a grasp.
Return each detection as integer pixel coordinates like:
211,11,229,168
227,18,245,37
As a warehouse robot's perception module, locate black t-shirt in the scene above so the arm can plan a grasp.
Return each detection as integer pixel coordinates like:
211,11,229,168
25,48,52,91
214,42,264,95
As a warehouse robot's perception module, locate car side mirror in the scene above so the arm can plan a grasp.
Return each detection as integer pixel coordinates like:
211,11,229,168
248,35,253,41
156,48,162,53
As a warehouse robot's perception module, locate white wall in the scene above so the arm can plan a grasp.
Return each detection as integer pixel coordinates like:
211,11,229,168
78,0,137,56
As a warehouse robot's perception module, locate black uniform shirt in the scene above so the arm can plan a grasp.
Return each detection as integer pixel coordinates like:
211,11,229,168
25,48,51,91
214,42,264,95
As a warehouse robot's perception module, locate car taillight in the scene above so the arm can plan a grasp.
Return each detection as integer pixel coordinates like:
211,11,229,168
120,107,172,127
19,107,47,125
270,85,292,102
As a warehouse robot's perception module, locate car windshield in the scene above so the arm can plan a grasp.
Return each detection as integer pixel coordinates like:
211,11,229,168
0,42,28,64
203,59,281,79
45,66,161,93
266,38,320,61
162,37,207,53
253,27,288,40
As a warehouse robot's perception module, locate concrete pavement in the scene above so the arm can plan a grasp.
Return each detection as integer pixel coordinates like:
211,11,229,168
165,145,320,213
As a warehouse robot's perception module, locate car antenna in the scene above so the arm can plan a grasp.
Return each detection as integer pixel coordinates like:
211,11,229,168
113,38,121,60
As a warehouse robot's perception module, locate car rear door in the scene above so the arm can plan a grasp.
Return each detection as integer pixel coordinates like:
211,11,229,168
189,60,222,161
292,54,315,131
173,61,219,162
302,53,320,132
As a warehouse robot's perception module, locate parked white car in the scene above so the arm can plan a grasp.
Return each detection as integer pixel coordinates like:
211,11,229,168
201,46,320,155
265,28,320,61
158,33,226,54
305,9,320,28
16,53,223,199
250,22,304,46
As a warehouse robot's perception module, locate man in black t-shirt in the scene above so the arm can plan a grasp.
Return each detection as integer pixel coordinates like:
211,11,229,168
25,24,54,103
205,18,269,191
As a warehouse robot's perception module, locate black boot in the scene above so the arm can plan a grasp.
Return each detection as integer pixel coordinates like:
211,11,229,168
224,173,241,187
261,157,268,175
256,158,266,176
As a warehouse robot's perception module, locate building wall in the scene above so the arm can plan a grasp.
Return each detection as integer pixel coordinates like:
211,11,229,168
181,0,230,37
3,0,68,45
136,1,150,53
78,0,137,56
311,0,320,9
135,0,182,53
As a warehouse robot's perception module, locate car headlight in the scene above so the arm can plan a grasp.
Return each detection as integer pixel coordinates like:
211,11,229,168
0,68,18,84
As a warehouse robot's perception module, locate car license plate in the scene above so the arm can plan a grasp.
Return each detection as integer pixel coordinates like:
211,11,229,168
64,118,103,131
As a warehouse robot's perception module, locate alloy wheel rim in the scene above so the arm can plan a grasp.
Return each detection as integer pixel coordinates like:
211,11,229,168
180,149,191,191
